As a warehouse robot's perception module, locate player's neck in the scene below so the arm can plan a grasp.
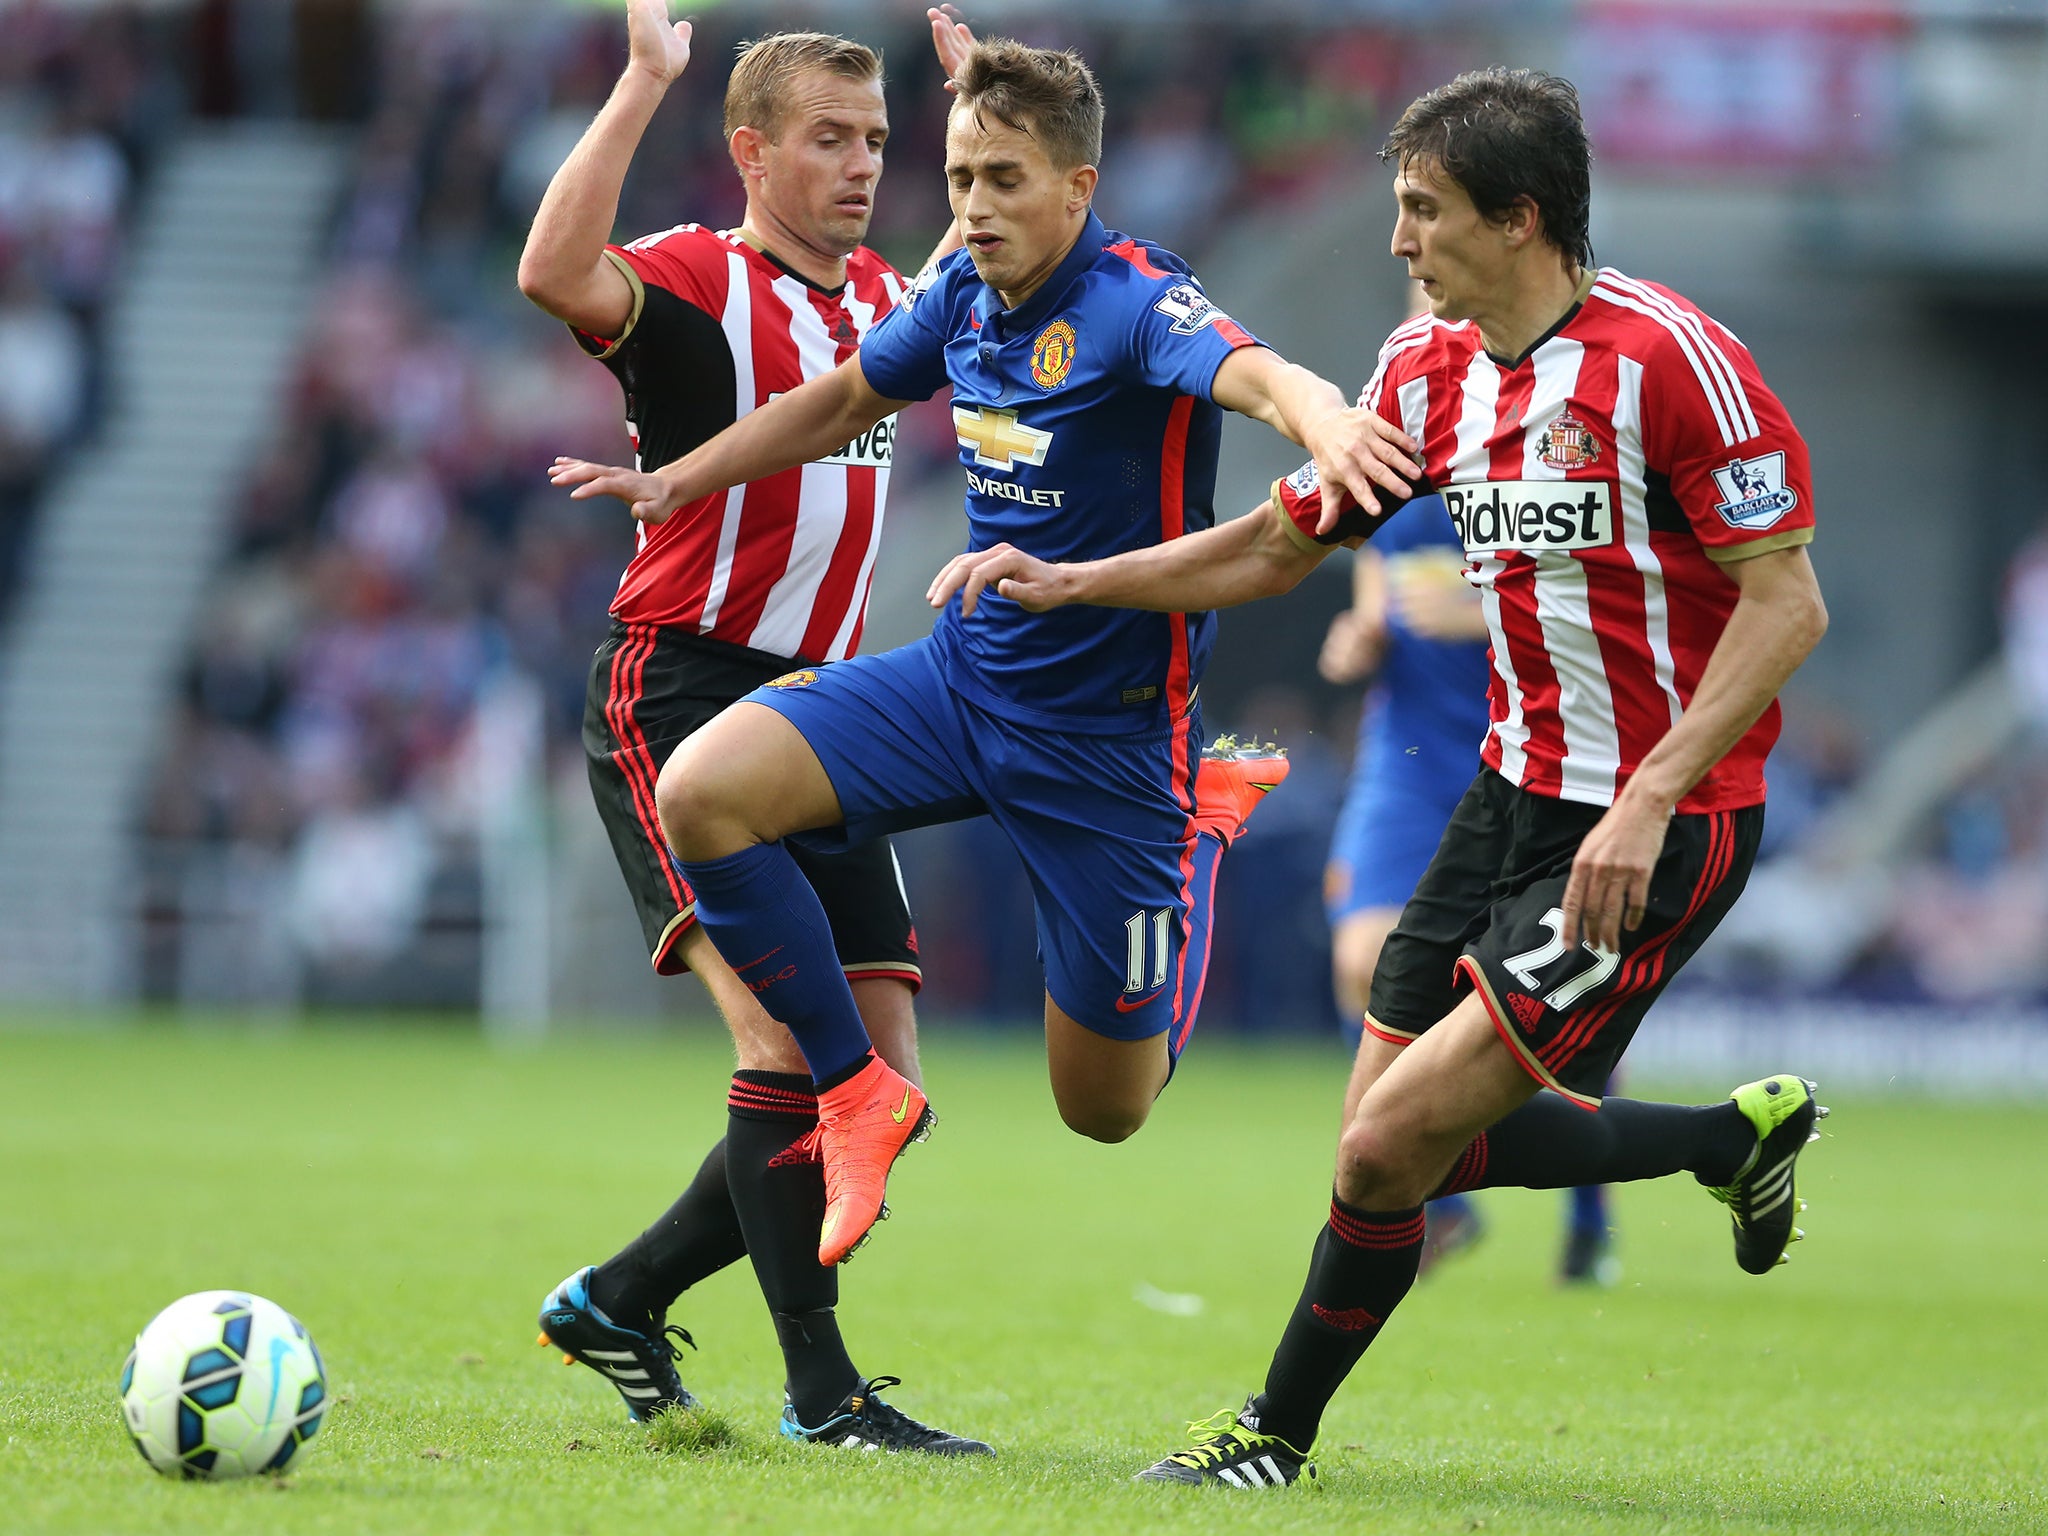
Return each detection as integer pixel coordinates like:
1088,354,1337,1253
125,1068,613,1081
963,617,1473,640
735,213,850,291
995,217,1087,311
1476,262,1594,366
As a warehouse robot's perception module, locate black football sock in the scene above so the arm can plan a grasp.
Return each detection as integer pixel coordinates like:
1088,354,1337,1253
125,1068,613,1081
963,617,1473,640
1254,1196,1425,1453
1431,1092,1756,1199
591,1138,746,1333
724,1071,861,1424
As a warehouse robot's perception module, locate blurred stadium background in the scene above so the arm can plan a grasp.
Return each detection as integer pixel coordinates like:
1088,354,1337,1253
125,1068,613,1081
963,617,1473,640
2,0,2046,1090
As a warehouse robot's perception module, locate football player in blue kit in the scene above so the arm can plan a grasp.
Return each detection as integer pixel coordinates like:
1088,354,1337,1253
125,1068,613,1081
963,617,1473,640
550,36,1423,1276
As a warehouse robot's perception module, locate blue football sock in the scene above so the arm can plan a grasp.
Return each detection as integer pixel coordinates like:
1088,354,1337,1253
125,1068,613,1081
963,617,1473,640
1568,1182,1608,1235
1429,1192,1474,1221
678,843,872,1083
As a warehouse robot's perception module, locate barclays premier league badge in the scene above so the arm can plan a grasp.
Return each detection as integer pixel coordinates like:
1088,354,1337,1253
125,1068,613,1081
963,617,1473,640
1711,451,1798,530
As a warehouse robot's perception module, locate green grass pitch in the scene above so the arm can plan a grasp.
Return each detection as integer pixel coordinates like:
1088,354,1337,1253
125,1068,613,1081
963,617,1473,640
2,1017,2042,1534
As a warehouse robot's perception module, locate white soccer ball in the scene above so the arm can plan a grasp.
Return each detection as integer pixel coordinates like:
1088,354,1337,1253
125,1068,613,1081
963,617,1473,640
118,1291,328,1479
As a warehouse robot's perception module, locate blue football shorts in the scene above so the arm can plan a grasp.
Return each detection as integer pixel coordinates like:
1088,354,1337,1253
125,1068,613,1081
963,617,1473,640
1325,745,1474,922
744,636,1220,1056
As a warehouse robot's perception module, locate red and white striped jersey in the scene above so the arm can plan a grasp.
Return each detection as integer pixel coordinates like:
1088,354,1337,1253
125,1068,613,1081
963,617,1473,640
574,224,906,663
1278,268,1815,814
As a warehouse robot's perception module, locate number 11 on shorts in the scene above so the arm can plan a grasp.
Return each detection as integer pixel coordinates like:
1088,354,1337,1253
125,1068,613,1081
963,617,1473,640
1124,908,1171,993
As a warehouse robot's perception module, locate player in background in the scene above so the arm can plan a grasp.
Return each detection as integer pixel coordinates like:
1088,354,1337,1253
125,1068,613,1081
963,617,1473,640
1320,290,1618,1287
930,67,1831,1489
549,38,1423,1284
518,1,990,1454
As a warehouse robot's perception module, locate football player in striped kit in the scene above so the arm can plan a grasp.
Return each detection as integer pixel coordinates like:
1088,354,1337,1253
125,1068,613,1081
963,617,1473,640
935,67,1832,1489
518,1,990,1455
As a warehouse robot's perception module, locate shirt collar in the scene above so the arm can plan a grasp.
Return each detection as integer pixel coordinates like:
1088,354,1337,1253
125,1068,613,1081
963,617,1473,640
972,211,1106,339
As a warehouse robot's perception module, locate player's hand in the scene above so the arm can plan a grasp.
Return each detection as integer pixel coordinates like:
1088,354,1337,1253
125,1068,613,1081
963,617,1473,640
1302,405,1422,534
927,542,1074,617
928,7,975,91
549,457,685,524
1318,608,1385,684
625,0,692,88
1560,790,1672,954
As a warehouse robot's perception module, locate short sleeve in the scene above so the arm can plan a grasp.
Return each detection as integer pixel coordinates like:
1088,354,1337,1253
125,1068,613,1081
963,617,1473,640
571,230,727,360
1271,461,1402,552
855,254,958,404
1643,319,1815,564
1123,269,1260,401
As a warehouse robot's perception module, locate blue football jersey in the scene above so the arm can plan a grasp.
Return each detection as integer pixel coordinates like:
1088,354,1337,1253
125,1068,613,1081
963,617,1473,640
1366,494,1492,771
858,211,1258,735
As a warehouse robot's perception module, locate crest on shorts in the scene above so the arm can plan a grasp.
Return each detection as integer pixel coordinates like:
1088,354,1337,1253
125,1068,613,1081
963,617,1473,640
1030,319,1077,390
765,669,819,690
1535,407,1601,470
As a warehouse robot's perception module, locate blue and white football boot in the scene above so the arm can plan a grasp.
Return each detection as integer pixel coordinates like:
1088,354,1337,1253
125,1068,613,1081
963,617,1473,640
536,1266,697,1421
778,1375,993,1455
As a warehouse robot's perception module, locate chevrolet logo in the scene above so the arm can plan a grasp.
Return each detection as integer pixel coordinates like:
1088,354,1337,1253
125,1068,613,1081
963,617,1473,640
953,404,1052,471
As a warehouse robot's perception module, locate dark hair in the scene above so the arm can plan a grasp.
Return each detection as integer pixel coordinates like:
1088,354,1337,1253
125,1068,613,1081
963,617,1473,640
953,37,1103,171
1381,67,1592,269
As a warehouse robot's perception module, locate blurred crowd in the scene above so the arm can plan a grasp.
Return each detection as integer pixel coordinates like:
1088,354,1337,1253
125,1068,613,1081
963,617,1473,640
0,5,172,617
96,2,2048,1018
133,4,1408,1010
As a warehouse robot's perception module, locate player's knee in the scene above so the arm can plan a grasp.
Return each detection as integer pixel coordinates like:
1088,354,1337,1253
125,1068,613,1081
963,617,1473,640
655,748,751,861
1056,1093,1149,1144
1336,1119,1428,1206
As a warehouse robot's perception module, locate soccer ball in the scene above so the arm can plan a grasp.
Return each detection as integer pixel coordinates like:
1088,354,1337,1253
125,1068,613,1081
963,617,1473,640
118,1291,328,1479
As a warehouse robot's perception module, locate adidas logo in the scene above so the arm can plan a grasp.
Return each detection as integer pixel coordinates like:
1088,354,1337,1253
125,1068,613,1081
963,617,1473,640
1507,991,1545,1031
1216,1454,1291,1488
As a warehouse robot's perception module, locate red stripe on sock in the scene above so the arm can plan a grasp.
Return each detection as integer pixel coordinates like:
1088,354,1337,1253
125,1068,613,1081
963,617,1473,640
1327,1202,1426,1251
1438,1132,1490,1196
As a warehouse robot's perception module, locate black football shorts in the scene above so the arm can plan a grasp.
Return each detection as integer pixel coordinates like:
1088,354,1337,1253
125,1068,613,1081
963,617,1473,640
1365,768,1761,1108
582,621,920,987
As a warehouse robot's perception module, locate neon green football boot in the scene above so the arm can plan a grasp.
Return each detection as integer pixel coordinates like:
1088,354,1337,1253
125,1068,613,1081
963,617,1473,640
1134,1399,1316,1489
1702,1074,1828,1275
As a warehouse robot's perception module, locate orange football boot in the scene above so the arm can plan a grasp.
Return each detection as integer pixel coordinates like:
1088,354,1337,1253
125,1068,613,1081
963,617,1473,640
814,1055,935,1265
1188,736,1290,847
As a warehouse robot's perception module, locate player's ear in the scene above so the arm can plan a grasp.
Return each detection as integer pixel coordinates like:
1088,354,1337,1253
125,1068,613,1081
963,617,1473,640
1066,163,1098,213
1500,193,1542,250
729,125,769,184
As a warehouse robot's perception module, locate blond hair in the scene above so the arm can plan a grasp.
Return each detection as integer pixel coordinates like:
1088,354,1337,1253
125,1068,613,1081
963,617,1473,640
953,37,1102,170
723,32,883,142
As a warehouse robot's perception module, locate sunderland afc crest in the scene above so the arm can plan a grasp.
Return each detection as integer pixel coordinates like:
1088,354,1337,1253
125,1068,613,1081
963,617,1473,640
1030,319,1077,391
1536,407,1601,470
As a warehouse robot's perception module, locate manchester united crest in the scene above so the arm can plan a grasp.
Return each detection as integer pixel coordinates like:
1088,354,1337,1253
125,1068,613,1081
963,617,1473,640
764,669,819,690
1535,406,1601,470
1030,319,1077,391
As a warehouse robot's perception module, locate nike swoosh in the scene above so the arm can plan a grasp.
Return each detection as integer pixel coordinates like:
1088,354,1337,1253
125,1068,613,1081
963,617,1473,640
1115,990,1164,1013
890,1089,911,1124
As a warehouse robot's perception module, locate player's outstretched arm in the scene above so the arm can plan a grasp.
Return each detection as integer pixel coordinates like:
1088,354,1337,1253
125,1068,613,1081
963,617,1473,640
1560,545,1828,952
928,499,1329,618
551,355,908,523
1211,346,1423,526
517,0,692,336
907,7,974,275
